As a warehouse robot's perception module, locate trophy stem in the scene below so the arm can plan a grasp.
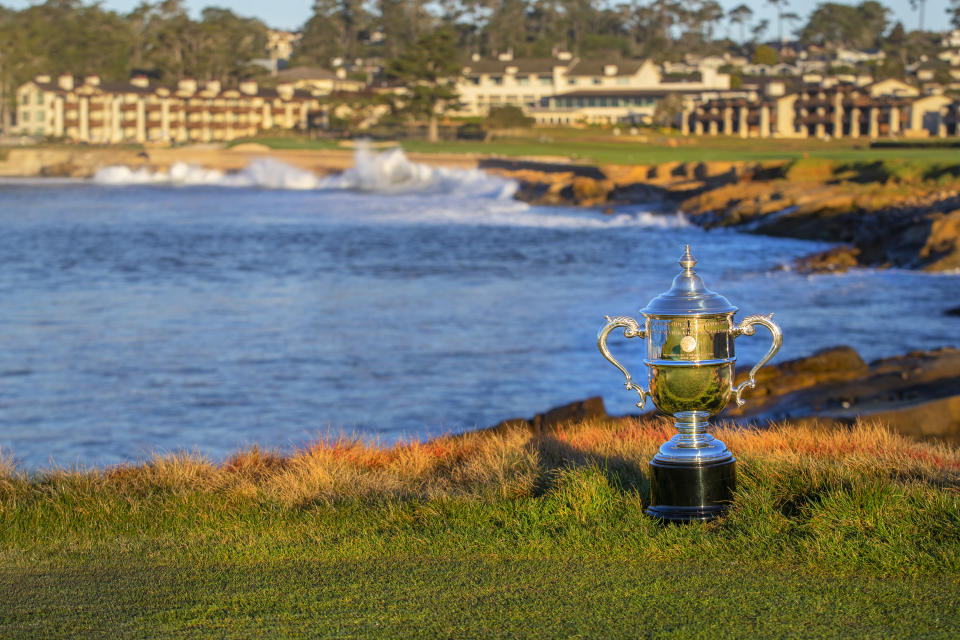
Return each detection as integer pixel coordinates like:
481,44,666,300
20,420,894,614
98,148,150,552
652,410,733,465
674,410,712,448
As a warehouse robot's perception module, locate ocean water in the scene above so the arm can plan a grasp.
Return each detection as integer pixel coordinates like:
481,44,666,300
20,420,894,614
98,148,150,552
0,149,957,469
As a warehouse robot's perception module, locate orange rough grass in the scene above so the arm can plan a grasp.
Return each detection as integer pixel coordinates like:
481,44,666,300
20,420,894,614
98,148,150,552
5,418,958,505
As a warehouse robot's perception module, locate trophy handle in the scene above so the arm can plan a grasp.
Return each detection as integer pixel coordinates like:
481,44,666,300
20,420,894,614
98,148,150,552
597,315,648,409
732,313,783,407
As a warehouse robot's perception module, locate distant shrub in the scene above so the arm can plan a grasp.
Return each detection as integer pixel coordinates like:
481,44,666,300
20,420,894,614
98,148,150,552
753,44,779,66
457,122,486,140
485,106,534,129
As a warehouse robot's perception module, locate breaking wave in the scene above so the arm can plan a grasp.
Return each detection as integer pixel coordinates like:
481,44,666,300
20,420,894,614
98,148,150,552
93,158,320,190
319,142,518,199
87,142,689,228
92,143,515,198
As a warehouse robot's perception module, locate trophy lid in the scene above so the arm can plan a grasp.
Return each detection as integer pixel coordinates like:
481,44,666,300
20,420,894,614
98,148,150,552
641,245,738,316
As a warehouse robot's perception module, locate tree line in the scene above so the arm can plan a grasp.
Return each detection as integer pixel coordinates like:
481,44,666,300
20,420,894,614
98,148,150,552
3,1,959,84
2,0,959,130
298,0,960,63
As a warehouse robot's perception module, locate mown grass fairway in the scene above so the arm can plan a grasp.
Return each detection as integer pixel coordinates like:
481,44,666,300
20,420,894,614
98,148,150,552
1,418,958,638
230,130,960,167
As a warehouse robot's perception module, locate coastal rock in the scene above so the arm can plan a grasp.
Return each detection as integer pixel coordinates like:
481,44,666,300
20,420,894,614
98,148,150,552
693,161,738,181
754,196,960,273
600,164,651,186
728,346,960,444
487,396,609,435
918,209,960,271
727,346,868,408
38,161,82,178
791,245,861,274
498,158,959,275
571,176,613,205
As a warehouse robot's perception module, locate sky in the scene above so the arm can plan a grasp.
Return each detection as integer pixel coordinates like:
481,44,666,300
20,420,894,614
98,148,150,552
0,0,952,37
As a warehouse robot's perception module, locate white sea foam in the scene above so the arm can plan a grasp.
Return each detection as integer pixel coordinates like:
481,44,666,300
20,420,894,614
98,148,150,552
336,193,691,229
88,144,689,229
93,158,320,190
91,144,511,196
320,141,518,199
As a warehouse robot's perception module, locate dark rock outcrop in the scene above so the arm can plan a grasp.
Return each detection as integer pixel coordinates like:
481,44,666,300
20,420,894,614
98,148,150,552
487,396,609,435
501,157,960,273
728,346,960,444
790,245,861,274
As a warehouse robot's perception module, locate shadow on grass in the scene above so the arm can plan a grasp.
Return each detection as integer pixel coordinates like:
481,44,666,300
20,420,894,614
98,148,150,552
528,432,651,503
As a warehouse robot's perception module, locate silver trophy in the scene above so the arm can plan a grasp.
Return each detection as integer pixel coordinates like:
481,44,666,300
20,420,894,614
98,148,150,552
598,245,782,521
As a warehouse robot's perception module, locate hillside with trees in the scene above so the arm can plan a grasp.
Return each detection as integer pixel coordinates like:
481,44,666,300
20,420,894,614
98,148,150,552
2,0,960,130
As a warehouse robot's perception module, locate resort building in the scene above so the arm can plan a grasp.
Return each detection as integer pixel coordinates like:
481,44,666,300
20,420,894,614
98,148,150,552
455,53,731,124
684,77,960,139
14,74,320,144
266,29,302,65
682,94,796,138
272,66,366,96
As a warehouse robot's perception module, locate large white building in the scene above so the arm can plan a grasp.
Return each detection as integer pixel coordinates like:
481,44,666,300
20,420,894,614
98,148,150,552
455,53,731,124
15,73,320,144
685,77,960,139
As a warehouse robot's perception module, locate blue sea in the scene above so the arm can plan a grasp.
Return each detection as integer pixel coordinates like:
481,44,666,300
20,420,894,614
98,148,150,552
1,149,956,469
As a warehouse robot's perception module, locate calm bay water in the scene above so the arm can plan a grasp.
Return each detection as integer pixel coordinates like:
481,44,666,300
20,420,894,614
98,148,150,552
1,157,957,469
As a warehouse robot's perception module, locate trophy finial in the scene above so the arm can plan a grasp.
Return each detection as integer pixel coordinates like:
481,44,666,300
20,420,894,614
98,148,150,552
679,245,697,272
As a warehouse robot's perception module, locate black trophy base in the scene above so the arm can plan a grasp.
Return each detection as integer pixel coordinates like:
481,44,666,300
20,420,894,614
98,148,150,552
645,457,736,523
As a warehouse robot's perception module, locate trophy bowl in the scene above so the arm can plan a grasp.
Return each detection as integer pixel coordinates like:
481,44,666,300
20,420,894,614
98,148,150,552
598,246,782,522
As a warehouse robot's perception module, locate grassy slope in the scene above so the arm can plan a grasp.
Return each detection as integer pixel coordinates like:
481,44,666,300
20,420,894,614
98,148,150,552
2,418,959,638
230,130,960,166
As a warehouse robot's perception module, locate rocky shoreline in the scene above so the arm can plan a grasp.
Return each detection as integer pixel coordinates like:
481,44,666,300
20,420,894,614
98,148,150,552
488,346,960,445
490,157,960,274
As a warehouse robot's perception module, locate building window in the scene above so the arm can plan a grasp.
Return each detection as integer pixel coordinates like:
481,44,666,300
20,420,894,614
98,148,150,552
518,76,530,86
21,94,29,105
20,111,29,122
36,93,43,105
568,78,577,85
490,75,502,86
617,77,629,85
36,109,44,120
538,75,552,86
468,76,480,85
587,97,595,106
592,77,602,85
598,97,607,107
